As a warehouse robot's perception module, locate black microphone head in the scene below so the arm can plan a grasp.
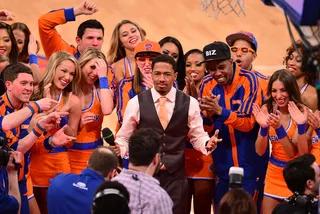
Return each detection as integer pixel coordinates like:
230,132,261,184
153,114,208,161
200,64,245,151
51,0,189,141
102,128,115,146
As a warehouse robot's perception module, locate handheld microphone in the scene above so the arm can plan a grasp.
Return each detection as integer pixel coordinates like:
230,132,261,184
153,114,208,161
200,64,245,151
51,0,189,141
229,167,244,189
102,128,115,146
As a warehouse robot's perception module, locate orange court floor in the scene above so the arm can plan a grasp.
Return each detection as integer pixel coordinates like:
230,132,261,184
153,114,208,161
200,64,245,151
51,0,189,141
2,0,296,133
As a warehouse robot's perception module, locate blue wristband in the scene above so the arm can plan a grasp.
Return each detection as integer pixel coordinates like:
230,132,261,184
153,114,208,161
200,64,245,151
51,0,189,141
275,125,287,140
316,128,320,137
297,123,307,135
260,127,269,137
27,105,35,115
29,54,38,65
99,77,110,89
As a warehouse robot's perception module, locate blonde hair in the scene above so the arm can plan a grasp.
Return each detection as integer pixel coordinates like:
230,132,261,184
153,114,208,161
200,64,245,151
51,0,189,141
78,47,108,89
107,20,146,64
32,51,81,104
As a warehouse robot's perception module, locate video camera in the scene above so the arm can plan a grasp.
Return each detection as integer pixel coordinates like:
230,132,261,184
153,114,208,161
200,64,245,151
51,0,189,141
0,137,20,168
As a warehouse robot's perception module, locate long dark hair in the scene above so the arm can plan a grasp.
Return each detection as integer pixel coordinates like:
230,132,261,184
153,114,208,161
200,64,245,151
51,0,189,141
283,40,316,85
0,22,19,64
159,36,185,90
11,22,40,63
265,69,303,113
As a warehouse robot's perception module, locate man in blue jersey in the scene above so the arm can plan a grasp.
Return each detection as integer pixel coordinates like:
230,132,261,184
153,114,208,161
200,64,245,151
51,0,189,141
199,41,268,213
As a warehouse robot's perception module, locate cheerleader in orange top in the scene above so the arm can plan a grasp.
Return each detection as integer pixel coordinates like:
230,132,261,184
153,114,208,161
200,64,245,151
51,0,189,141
253,69,306,214
306,110,320,164
107,20,146,85
284,40,318,111
30,51,81,214
69,47,114,174
183,49,215,214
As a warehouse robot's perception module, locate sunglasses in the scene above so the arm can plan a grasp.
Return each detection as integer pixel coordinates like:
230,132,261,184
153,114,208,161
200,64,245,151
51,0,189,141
136,56,156,63
230,46,255,54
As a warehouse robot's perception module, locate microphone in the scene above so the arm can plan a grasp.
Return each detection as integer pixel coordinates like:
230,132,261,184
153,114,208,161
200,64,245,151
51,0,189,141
229,167,244,189
102,128,115,146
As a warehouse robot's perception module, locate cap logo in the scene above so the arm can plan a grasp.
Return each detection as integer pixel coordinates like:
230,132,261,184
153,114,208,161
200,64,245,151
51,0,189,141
144,43,153,51
206,50,216,56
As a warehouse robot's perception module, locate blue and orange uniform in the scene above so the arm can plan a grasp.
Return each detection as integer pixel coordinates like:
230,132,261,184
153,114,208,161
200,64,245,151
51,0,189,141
68,87,104,174
30,93,71,188
0,93,32,214
251,68,268,101
199,63,268,210
264,118,299,199
116,76,146,131
38,8,115,90
310,131,320,165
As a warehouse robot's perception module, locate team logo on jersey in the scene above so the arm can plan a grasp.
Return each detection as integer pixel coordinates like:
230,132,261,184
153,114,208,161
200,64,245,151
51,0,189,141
205,50,217,57
21,124,29,129
312,136,319,144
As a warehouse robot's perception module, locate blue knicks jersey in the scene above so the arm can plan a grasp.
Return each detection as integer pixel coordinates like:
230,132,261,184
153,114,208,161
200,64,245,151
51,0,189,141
199,65,269,180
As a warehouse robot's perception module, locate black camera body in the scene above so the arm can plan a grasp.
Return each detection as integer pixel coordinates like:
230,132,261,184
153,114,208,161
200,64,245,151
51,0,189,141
229,167,244,189
285,192,318,214
0,137,20,169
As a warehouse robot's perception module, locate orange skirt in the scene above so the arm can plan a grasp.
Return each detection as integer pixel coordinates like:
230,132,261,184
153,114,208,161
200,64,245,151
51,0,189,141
185,148,215,180
25,172,34,199
68,149,94,174
30,151,71,187
264,160,293,199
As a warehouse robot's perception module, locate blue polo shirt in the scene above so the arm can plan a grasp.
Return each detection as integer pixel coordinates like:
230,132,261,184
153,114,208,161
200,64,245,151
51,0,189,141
47,168,105,214
0,167,19,214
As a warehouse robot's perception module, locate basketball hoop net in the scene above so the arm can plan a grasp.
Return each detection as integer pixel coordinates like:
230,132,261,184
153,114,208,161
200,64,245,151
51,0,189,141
200,0,245,19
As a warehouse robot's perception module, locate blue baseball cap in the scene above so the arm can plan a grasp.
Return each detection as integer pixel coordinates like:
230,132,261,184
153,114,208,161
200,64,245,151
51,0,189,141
226,31,258,52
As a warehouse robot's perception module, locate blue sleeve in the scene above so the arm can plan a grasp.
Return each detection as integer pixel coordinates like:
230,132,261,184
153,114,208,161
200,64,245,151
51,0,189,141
0,186,19,214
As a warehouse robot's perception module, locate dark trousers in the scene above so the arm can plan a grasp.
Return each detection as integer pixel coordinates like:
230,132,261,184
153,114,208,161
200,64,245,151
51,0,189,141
155,169,189,214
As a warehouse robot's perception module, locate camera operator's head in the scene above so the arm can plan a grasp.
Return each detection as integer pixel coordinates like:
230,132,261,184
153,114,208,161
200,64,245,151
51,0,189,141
128,128,161,176
283,154,319,196
92,181,130,214
3,63,34,105
87,146,118,181
218,188,257,214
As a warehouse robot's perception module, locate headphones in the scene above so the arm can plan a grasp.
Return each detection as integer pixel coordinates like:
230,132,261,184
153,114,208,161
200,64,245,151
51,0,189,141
92,188,129,211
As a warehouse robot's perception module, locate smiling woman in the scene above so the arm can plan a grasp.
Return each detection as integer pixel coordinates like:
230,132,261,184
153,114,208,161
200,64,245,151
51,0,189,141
108,20,146,85
0,22,18,63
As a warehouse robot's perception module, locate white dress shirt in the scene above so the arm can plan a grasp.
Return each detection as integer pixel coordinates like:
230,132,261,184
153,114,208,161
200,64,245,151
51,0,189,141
115,87,211,157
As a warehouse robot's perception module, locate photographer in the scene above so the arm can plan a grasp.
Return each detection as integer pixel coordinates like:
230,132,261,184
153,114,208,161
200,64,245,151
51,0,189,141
273,154,319,214
0,151,22,214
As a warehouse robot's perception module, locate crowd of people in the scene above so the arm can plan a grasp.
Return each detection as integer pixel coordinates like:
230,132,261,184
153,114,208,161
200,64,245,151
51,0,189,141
0,1,320,214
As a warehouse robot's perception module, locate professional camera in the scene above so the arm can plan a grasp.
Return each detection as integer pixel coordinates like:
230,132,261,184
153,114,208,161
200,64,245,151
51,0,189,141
229,167,244,189
285,192,318,214
0,137,20,168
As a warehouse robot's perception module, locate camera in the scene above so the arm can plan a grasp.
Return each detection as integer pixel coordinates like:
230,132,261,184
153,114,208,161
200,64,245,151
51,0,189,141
229,167,244,189
0,137,20,168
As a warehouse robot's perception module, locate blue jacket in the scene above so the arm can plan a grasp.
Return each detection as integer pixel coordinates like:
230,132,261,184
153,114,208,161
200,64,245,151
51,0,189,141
0,168,19,214
47,168,105,214
199,64,269,180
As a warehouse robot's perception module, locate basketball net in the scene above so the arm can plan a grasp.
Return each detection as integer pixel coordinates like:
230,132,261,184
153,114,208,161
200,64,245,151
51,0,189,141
200,0,245,19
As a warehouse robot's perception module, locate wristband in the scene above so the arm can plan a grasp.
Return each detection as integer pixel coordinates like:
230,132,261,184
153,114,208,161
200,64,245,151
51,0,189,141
99,77,110,89
32,122,45,137
297,123,307,135
260,127,269,137
316,128,320,137
275,125,287,140
29,54,38,65
27,101,40,114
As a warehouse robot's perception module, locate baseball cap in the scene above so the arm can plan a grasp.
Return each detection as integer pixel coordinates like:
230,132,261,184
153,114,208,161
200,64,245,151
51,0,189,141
226,31,258,52
134,40,162,58
203,41,231,62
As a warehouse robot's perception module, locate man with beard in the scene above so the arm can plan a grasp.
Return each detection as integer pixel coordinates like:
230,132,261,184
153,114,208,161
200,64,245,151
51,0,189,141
115,54,221,214
199,41,268,213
